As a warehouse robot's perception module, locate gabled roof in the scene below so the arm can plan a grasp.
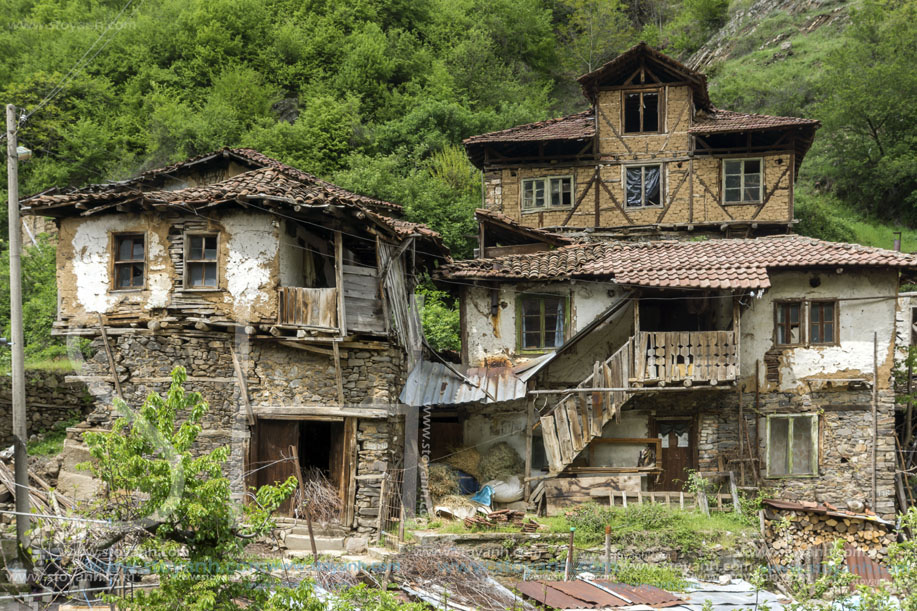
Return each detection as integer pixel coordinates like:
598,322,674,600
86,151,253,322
439,235,917,290
25,147,401,213
463,110,594,146
476,208,575,247
577,42,712,109
22,152,447,254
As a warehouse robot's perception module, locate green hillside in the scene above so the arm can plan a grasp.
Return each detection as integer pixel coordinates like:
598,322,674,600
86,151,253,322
1,0,916,358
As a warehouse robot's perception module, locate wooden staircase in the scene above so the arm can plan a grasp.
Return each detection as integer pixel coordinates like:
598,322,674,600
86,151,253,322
539,337,635,474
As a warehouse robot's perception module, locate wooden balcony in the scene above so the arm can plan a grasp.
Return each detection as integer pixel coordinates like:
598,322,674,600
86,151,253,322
634,330,738,386
277,286,338,329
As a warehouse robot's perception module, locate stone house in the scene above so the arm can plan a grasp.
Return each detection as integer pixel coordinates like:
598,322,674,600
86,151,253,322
21,147,449,534
419,44,917,519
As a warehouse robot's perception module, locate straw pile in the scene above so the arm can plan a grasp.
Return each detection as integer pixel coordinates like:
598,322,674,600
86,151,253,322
443,447,482,481
479,442,523,482
428,464,460,502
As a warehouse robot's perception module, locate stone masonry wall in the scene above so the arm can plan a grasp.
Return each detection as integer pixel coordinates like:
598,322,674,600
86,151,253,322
73,329,405,533
0,370,92,446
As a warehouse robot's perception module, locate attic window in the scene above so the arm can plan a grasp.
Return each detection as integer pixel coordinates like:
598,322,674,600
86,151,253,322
113,234,145,290
723,159,762,203
625,165,662,208
185,234,218,289
623,90,660,133
522,176,573,211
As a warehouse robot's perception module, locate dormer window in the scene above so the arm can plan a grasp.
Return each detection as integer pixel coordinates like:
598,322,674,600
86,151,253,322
522,176,573,211
623,90,660,133
723,159,762,203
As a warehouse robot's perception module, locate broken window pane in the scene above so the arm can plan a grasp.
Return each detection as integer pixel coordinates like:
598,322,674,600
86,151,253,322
624,94,641,133
768,415,817,477
114,234,145,289
626,167,643,207
644,166,661,206
643,92,659,132
520,295,565,350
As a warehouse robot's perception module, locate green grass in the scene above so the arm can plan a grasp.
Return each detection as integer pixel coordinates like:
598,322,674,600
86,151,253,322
27,413,83,456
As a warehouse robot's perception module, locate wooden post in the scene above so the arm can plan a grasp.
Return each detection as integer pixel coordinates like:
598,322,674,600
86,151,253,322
334,230,347,337
419,455,434,516
376,471,388,543
729,471,742,515
907,359,914,447
872,332,878,511
525,397,534,502
230,343,255,426
332,341,345,406
290,445,317,560
604,525,611,578
622,491,627,508
564,527,575,581
679,491,684,510
697,486,710,516
97,313,123,400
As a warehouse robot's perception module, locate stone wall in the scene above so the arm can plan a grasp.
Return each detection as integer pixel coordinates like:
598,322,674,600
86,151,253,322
71,328,405,533
0,370,91,446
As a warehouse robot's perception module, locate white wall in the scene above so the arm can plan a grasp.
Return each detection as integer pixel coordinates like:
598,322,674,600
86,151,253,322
739,269,900,390
462,280,624,366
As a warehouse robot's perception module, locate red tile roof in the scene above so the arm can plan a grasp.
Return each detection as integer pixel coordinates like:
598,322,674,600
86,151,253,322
439,235,917,289
690,109,820,134
463,110,595,145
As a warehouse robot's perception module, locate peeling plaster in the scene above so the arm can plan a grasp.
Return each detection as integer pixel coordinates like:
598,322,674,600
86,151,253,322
221,212,277,319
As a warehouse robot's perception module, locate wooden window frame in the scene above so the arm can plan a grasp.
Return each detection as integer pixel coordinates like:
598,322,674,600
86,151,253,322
111,232,146,292
521,175,574,213
774,300,804,347
765,413,818,478
621,87,664,135
722,157,764,205
515,293,570,353
183,232,221,291
809,300,839,346
623,163,664,209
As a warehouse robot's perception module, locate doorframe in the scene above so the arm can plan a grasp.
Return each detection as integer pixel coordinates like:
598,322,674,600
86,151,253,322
649,414,699,490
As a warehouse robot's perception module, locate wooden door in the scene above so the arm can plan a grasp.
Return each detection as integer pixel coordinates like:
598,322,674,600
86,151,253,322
654,419,695,491
255,419,300,515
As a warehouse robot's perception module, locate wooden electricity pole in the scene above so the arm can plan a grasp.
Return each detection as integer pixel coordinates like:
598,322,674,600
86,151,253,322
6,103,29,549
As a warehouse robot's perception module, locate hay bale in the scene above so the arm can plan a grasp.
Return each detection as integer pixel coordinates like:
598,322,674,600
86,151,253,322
444,447,482,481
428,463,460,502
479,442,524,482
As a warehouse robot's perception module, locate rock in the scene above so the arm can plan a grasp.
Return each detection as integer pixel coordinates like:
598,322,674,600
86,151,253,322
780,41,792,52
56,470,103,502
344,536,369,554
719,574,733,585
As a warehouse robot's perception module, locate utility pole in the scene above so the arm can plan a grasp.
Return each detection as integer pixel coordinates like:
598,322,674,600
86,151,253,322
7,103,29,549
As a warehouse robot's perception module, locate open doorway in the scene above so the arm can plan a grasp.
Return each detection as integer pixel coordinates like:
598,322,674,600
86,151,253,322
253,418,356,520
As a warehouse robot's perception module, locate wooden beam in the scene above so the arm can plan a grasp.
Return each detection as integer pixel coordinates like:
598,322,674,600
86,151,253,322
230,343,256,426
332,340,346,406
334,230,347,337
97,313,123,400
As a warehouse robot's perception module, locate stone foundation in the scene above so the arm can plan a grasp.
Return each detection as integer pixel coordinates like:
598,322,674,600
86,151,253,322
0,370,91,446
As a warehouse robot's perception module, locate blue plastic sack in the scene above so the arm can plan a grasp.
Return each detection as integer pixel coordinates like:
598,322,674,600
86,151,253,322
471,485,493,507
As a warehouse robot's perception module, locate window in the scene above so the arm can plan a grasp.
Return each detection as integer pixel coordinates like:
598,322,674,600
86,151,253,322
625,165,662,208
767,414,818,477
623,90,660,133
809,301,837,345
522,176,573,211
723,159,762,203
185,234,218,289
775,301,802,346
113,234,145,290
518,294,566,351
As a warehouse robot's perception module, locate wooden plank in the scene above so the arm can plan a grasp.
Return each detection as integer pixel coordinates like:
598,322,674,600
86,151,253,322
566,398,585,453
332,341,345,406
540,415,563,473
554,405,574,467
585,393,601,439
342,417,358,527
545,475,641,513
729,470,742,515
97,313,123,400
230,344,256,426
525,398,534,500
335,231,347,337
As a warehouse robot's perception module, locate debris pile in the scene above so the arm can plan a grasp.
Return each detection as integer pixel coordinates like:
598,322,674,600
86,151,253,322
293,467,342,524
461,509,541,532
478,442,524,483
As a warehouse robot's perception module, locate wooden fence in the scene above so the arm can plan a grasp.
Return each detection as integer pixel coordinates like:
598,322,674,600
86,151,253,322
636,330,738,384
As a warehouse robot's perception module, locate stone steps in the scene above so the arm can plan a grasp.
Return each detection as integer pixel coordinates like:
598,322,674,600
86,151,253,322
284,534,345,552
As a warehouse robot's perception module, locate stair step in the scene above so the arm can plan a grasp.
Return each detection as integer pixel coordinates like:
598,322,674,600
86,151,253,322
284,534,345,552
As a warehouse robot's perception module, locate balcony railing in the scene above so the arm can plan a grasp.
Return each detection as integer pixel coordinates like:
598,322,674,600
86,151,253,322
634,330,738,385
277,286,338,329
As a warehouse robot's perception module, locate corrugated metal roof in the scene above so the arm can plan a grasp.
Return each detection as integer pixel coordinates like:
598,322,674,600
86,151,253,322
515,579,684,609
399,360,527,406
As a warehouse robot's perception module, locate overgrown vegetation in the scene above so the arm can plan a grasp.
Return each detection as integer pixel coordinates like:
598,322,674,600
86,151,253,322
26,411,82,456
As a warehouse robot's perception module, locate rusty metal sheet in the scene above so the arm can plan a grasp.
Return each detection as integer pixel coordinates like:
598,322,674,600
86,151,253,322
763,499,894,526
593,582,685,607
846,549,892,587
515,580,684,609
515,581,589,609
399,360,527,406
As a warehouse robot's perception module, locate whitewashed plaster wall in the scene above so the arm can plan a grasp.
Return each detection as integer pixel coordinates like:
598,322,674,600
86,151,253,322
219,211,278,320
462,280,623,365
740,269,900,391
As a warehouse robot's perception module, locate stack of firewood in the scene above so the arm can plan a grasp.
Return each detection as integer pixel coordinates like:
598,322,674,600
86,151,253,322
463,509,526,530
765,508,895,563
